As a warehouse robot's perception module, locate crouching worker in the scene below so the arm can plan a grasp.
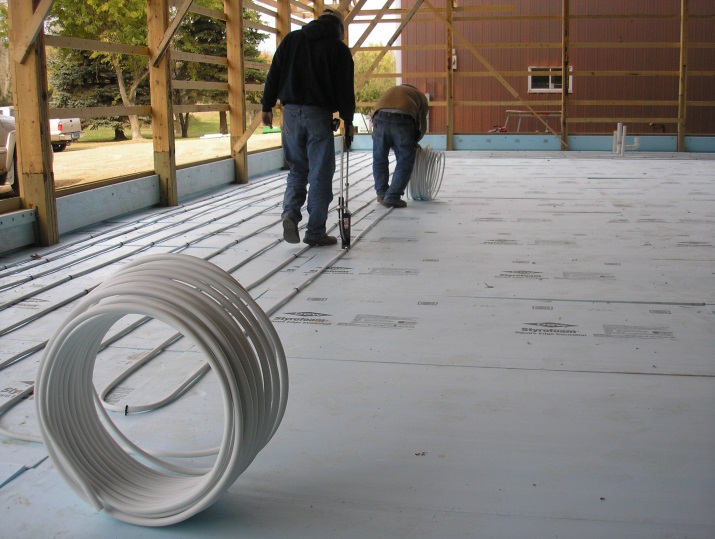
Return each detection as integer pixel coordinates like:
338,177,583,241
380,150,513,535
261,8,355,246
372,84,429,208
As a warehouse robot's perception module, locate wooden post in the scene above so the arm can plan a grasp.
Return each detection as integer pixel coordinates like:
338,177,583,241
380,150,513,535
315,0,325,21
561,0,570,150
147,0,177,206
274,0,292,158
446,0,454,150
227,0,248,183
677,0,689,152
277,0,292,45
8,0,58,246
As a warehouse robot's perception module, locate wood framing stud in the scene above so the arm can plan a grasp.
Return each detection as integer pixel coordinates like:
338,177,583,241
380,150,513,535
12,0,54,65
9,0,59,246
227,0,249,183
151,0,194,67
561,0,570,149
678,0,689,152
148,0,178,206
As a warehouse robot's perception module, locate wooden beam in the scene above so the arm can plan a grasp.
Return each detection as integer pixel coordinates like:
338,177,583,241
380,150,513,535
49,105,152,119
570,100,679,106
244,1,278,19
561,0,570,149
277,0,292,44
678,0,689,152
172,80,229,91
345,0,370,25
571,43,681,49
174,103,230,114
351,0,395,54
336,0,351,16
44,35,150,56
446,0,454,150
233,114,264,155
245,19,278,34
8,0,58,246
451,100,560,107
170,0,224,20
291,0,314,15
567,118,679,124
12,0,54,64
355,5,513,17
356,44,443,51
227,0,249,183
148,0,178,206
355,0,425,93
171,49,227,66
151,0,194,67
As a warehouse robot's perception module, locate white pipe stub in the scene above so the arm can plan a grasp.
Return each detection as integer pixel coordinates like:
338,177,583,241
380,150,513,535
35,253,289,527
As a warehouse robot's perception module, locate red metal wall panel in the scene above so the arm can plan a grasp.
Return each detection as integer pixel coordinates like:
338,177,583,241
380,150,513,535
398,0,715,135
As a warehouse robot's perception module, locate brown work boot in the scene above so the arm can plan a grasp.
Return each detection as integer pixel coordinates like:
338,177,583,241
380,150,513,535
382,198,407,208
282,216,300,244
303,235,338,247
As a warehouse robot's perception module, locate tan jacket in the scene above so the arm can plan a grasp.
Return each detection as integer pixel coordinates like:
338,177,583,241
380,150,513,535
373,85,429,138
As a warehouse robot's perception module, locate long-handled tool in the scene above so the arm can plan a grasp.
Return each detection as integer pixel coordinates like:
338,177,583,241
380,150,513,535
337,122,352,249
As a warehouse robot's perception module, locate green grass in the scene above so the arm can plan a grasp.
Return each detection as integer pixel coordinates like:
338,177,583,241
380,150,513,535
79,112,224,143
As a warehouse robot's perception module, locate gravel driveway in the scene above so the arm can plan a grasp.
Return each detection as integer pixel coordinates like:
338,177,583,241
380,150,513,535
52,133,283,189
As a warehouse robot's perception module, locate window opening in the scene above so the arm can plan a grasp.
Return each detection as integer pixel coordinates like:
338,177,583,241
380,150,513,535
528,67,573,93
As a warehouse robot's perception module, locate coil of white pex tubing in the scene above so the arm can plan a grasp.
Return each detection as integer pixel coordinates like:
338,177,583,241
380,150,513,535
35,253,289,527
407,145,446,201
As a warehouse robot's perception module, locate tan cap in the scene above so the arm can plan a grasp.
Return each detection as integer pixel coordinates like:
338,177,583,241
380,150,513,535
320,8,344,26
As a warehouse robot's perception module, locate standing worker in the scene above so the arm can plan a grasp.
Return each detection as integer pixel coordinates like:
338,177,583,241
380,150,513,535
372,84,429,208
261,8,356,247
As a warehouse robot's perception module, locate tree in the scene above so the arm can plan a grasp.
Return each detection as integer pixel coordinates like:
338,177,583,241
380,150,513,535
1,1,269,138
48,0,149,140
47,47,145,140
172,5,268,137
0,2,14,104
353,45,396,115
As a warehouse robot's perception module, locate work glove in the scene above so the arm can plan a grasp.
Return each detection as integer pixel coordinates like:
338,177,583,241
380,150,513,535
262,111,273,128
344,124,355,150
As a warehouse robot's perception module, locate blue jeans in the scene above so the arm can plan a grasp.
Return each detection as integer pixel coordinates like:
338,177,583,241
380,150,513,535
372,111,418,202
281,104,336,239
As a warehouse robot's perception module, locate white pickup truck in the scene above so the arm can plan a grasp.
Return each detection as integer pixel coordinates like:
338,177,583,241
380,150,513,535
49,117,83,152
0,106,83,152
0,110,84,195
0,114,18,194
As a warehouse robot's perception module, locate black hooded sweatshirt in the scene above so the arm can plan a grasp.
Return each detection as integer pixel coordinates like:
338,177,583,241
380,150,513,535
261,18,355,124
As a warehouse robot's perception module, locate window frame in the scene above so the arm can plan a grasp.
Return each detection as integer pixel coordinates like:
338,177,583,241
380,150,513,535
528,66,574,93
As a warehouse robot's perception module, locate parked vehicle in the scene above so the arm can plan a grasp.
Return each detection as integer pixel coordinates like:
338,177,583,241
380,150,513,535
0,114,17,195
49,117,83,152
0,106,83,153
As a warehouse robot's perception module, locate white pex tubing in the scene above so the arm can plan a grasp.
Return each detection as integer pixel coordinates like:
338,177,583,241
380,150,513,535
35,253,288,527
407,145,445,201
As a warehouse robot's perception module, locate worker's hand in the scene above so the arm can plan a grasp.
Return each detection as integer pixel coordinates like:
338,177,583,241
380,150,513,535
344,124,355,150
262,111,273,128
